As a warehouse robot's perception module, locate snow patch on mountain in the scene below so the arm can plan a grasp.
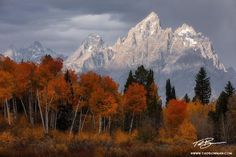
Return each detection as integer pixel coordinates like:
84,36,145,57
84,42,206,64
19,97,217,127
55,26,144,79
64,34,115,73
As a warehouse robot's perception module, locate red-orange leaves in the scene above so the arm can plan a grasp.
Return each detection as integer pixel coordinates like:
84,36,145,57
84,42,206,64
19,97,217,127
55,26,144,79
37,56,63,88
101,76,119,94
89,88,117,117
0,71,14,101
165,99,187,129
48,75,69,102
40,55,63,76
79,72,101,102
14,62,36,96
123,83,147,114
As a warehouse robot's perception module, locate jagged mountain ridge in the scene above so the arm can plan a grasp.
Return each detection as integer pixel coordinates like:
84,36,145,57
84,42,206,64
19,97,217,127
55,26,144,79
64,12,236,99
2,41,66,63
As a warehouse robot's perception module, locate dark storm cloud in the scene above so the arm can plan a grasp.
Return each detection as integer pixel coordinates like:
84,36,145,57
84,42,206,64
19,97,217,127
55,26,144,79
0,0,235,69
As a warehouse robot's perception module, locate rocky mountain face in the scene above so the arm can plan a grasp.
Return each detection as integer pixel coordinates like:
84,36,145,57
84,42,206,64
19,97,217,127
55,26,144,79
1,41,65,63
2,12,234,99
64,12,236,99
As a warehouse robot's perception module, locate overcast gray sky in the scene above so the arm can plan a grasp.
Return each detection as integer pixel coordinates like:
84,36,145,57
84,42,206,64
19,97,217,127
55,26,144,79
0,0,235,69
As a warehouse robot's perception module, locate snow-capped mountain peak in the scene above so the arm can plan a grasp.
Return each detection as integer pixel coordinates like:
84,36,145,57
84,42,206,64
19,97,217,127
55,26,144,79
81,33,104,51
1,41,64,63
175,23,197,37
136,11,161,34
115,12,161,47
64,11,235,99
64,33,114,73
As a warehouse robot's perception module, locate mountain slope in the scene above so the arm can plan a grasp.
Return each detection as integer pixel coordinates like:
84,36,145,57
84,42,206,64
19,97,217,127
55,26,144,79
65,12,236,99
2,41,65,63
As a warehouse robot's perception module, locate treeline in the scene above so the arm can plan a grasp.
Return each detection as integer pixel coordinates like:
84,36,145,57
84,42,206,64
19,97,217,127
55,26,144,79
0,55,236,144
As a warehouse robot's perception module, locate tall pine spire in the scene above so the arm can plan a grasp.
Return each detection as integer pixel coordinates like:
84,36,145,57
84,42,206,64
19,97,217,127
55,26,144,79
124,70,134,93
194,67,211,104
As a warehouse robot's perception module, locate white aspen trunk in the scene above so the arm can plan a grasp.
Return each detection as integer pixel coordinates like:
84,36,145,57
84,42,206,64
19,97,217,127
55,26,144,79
20,98,28,118
5,99,11,125
37,90,45,132
129,112,135,134
98,115,102,134
70,102,80,135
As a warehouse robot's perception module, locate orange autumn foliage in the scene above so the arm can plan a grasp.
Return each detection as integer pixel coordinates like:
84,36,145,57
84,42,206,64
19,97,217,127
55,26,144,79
48,75,70,102
123,83,147,114
177,120,197,141
0,57,16,72
165,99,187,129
89,88,118,117
14,62,37,96
0,71,14,101
37,56,63,88
79,72,119,117
79,72,101,106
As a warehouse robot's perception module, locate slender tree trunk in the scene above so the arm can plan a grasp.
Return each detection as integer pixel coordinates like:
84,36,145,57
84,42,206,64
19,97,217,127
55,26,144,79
12,98,17,120
20,98,28,118
93,114,96,129
34,98,38,122
81,109,89,132
5,99,11,125
50,111,54,129
37,90,45,132
29,97,34,125
45,96,49,134
54,111,57,129
79,111,82,133
103,117,105,132
29,87,34,125
70,102,80,135
99,115,102,134
129,112,135,134
4,102,7,118
108,116,111,134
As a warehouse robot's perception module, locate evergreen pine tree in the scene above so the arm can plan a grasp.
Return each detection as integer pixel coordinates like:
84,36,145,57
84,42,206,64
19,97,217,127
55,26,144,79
134,65,149,86
216,82,235,117
165,79,172,104
216,91,228,115
225,81,235,97
146,70,155,115
127,66,163,129
146,70,154,87
194,67,211,104
124,70,134,93
183,94,190,103
171,86,176,100
214,82,235,141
